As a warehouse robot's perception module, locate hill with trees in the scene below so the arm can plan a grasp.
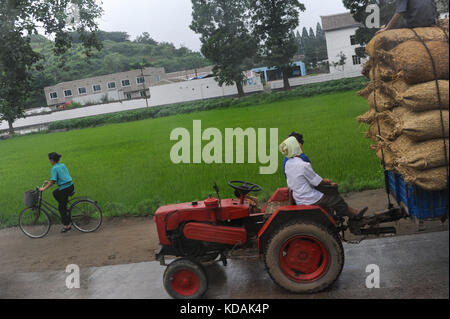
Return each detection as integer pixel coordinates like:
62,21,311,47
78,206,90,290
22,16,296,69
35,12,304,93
27,32,210,108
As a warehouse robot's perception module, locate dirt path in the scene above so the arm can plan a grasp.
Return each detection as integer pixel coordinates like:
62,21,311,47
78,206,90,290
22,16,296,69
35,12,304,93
0,189,447,274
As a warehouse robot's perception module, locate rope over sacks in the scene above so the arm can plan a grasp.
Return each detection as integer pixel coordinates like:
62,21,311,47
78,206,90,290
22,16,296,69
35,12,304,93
358,20,450,193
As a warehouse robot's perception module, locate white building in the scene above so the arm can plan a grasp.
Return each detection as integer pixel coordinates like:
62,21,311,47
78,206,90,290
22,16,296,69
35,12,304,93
321,12,367,75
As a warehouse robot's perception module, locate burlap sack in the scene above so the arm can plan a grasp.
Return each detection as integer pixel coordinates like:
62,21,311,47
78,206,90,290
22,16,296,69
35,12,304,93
365,62,396,82
392,138,450,170
376,41,449,84
396,166,449,191
359,79,409,99
362,59,372,79
357,109,376,124
378,135,449,170
366,24,449,56
398,80,450,112
376,135,414,170
367,107,411,141
397,109,449,141
367,90,398,111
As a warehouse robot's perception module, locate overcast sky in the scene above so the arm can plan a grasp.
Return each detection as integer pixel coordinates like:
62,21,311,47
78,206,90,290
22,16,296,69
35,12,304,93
99,0,347,51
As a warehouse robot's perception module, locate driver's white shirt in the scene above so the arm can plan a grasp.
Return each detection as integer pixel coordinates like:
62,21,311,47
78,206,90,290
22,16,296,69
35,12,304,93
285,157,324,205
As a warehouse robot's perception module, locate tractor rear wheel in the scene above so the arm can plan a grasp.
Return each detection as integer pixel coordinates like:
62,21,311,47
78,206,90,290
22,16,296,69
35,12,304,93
163,258,208,299
264,220,344,294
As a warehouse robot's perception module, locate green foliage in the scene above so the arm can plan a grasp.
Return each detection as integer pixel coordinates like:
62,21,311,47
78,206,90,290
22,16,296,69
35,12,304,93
0,0,103,134
251,0,305,90
331,52,348,72
47,77,366,131
342,0,397,57
295,23,328,71
64,101,83,110
71,30,130,43
190,0,258,97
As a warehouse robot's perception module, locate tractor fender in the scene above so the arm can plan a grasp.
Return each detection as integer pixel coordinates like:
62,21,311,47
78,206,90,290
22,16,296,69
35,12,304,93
257,206,337,256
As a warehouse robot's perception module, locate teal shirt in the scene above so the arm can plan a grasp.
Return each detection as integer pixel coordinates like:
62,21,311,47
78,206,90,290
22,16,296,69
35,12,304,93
50,163,73,190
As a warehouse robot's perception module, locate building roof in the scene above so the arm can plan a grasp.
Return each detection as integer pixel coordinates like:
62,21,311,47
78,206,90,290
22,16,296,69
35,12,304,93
321,12,361,32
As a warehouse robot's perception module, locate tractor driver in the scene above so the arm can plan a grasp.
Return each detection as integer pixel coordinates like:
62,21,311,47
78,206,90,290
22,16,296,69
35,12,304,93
280,136,368,220
376,0,437,35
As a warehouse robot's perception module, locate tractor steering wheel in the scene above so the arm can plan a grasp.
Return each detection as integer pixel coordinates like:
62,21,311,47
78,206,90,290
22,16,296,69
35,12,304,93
228,181,262,197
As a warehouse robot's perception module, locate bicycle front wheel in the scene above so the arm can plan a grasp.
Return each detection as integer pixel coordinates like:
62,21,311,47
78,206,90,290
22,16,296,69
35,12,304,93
70,199,103,233
19,207,51,239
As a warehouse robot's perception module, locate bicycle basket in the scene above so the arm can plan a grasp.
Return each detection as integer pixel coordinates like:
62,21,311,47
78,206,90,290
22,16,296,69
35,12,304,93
24,190,39,208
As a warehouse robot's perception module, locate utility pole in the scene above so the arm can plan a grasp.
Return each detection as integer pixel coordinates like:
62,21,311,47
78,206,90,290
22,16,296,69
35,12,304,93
140,65,150,108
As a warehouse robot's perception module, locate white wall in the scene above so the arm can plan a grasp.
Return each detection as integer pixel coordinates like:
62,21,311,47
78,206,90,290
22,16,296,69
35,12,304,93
325,27,367,74
270,70,363,90
149,77,263,106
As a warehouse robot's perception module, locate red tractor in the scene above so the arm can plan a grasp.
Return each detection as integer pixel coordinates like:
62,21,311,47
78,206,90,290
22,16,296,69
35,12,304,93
154,181,405,299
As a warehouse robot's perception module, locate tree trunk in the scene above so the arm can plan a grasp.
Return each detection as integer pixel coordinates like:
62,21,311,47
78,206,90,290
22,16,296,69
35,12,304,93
283,71,291,91
8,120,14,135
236,81,245,98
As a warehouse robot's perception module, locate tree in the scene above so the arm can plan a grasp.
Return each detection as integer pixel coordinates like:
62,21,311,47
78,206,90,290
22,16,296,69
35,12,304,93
331,52,347,72
300,27,310,56
298,23,327,71
435,0,449,14
190,0,257,97
0,0,103,134
342,0,396,57
72,31,130,43
316,22,324,38
135,32,158,45
250,0,306,90
308,27,316,40
0,33,39,134
315,22,328,62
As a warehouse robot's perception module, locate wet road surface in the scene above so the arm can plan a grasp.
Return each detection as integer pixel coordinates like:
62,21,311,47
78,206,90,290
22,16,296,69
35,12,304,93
1,231,448,299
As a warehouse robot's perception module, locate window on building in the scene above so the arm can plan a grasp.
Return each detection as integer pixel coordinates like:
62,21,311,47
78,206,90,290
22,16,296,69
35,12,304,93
140,91,147,98
78,87,87,95
108,82,116,89
125,93,132,100
352,55,362,65
64,90,73,97
136,76,145,84
93,84,102,92
350,35,357,46
122,79,131,87
50,92,58,100
156,75,161,82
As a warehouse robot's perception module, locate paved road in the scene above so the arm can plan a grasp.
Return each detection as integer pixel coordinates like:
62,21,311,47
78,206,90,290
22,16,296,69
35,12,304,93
1,231,448,299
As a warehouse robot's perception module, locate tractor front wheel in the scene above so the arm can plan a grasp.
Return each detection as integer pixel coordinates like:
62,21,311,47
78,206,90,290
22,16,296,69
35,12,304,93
264,221,344,294
163,258,208,299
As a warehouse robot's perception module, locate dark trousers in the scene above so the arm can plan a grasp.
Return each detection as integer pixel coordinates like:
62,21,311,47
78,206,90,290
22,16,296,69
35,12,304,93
53,185,74,226
314,186,349,217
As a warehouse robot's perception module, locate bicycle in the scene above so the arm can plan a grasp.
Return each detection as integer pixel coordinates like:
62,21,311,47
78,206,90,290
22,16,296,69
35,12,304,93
19,181,103,239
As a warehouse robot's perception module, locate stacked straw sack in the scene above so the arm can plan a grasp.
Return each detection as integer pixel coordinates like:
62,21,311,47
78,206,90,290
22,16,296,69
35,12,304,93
357,19,449,192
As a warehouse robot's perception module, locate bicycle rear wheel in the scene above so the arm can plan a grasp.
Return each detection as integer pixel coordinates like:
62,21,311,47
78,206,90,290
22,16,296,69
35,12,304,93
19,207,51,239
70,199,103,233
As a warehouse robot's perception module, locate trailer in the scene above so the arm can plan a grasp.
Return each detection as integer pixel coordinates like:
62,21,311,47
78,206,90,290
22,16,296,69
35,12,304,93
385,170,449,221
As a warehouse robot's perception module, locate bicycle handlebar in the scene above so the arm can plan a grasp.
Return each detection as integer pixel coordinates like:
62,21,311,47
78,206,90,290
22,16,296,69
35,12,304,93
36,181,49,192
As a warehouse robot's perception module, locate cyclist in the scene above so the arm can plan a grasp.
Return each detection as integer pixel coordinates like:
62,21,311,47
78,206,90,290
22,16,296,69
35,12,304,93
39,152,75,233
